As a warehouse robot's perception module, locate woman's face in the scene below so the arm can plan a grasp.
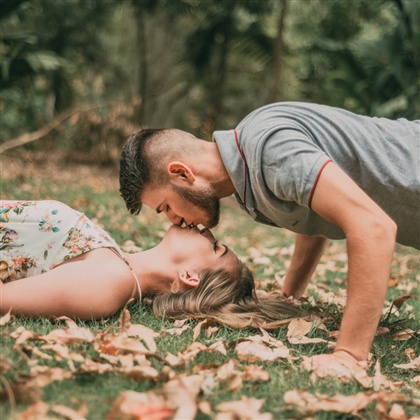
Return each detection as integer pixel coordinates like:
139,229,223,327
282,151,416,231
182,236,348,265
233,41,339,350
160,225,241,277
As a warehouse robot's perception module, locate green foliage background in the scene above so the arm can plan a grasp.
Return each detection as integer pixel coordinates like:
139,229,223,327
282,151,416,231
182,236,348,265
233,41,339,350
1,0,419,162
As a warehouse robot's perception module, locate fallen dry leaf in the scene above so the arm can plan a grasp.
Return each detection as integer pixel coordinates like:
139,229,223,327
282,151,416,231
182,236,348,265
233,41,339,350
124,324,158,352
164,352,186,368
233,332,292,363
235,340,289,362
372,361,402,391
41,343,85,363
376,326,391,336
18,400,55,420
51,402,88,420
163,375,203,420
29,365,73,388
107,390,174,420
392,329,416,341
180,340,226,362
125,365,160,381
10,326,41,347
394,355,420,371
216,396,272,420
112,374,204,420
392,294,411,309
193,319,218,341
287,318,330,345
96,335,152,357
43,317,94,345
387,403,406,420
114,308,159,352
0,355,14,372
216,360,243,392
161,324,190,336
284,389,370,415
242,364,270,382
78,358,114,374
284,389,419,416
0,308,12,326
287,317,312,337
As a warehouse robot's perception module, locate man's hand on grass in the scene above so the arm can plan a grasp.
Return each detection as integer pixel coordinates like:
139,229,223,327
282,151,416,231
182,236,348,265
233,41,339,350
302,351,370,383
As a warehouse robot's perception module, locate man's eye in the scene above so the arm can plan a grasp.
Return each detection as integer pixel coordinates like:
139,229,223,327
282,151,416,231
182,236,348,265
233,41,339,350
213,240,219,252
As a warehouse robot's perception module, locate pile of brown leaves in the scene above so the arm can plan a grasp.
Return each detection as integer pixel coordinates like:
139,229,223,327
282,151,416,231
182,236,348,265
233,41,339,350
1,294,419,420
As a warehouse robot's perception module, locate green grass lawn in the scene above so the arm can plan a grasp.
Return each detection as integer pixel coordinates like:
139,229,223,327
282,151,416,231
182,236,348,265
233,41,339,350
1,156,419,419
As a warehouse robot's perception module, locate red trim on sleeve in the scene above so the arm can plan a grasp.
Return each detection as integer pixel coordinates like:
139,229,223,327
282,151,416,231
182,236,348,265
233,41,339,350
233,129,248,203
308,159,332,209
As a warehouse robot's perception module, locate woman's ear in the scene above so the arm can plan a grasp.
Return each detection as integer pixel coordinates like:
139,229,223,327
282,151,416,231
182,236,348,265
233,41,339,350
177,269,200,288
167,162,195,185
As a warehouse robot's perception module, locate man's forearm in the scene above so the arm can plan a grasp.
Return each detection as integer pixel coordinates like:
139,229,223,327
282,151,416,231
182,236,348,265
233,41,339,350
334,227,396,361
283,234,327,298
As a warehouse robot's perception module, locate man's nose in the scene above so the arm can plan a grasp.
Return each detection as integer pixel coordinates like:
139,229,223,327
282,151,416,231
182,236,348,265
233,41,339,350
166,209,183,225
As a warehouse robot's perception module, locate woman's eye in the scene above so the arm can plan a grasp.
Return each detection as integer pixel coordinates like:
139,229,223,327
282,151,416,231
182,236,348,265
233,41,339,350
213,240,219,252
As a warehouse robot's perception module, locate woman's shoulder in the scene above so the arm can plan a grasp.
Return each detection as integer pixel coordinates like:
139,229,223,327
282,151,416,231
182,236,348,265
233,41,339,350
67,248,137,296
68,248,132,276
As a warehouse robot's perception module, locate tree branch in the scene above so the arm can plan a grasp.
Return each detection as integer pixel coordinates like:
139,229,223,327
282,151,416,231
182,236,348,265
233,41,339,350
0,105,104,154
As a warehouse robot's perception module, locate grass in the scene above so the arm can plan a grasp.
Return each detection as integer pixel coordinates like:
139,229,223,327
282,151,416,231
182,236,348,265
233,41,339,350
1,155,419,419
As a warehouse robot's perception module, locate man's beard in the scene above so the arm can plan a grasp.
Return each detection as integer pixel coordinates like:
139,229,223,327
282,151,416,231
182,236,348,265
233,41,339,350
171,184,220,228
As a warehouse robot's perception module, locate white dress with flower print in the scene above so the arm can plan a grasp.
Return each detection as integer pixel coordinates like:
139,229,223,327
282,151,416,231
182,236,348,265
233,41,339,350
0,200,124,282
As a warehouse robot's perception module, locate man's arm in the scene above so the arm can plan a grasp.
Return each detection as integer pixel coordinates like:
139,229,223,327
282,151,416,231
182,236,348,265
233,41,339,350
310,162,396,361
282,234,327,298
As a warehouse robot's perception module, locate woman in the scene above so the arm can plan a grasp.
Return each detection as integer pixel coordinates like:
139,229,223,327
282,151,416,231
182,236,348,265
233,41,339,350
0,200,304,326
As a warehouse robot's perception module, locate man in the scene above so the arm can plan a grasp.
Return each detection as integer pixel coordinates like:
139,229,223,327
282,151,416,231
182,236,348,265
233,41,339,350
120,101,419,368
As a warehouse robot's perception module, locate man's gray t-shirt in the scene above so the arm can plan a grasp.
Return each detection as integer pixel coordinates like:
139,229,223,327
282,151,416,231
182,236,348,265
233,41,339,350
213,102,419,249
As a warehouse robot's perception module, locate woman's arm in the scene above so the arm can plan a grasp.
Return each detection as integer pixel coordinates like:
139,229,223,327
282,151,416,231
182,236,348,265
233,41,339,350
0,249,136,320
282,234,327,298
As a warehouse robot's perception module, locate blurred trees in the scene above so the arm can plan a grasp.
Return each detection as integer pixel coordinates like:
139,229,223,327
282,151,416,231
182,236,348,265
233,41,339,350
1,0,418,164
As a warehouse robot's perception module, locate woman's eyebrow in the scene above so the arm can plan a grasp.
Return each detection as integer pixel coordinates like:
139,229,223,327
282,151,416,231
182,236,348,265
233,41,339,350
220,244,228,257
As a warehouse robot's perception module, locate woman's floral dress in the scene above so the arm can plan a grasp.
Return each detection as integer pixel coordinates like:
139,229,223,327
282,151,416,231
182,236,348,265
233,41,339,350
0,200,125,282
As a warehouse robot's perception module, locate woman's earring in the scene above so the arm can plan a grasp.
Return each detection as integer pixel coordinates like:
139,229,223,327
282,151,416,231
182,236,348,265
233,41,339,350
171,278,180,294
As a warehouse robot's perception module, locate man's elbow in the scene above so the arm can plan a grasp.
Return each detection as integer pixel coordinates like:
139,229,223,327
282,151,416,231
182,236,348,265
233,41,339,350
381,214,397,242
348,211,397,249
370,213,397,247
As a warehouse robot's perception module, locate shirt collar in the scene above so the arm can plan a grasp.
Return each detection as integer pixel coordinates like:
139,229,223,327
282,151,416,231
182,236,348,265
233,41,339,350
213,129,255,211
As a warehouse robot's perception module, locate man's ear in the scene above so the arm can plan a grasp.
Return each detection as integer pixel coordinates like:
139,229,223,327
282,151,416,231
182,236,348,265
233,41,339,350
177,269,200,288
167,161,195,185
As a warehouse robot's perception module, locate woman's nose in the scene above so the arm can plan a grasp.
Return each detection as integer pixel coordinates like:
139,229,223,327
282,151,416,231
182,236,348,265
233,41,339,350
200,228,216,242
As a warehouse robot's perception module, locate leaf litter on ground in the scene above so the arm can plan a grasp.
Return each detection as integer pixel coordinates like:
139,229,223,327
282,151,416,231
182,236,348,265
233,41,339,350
1,159,419,419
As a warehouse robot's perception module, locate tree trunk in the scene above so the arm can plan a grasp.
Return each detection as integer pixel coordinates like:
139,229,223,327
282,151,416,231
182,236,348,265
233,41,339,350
203,11,234,137
270,0,288,103
134,8,148,123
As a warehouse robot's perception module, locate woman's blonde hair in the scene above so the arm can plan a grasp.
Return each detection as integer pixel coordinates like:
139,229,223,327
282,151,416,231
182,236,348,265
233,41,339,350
151,263,309,330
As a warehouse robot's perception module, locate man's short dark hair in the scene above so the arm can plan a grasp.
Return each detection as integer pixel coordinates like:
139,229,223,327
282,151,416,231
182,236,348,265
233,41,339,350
119,128,164,215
